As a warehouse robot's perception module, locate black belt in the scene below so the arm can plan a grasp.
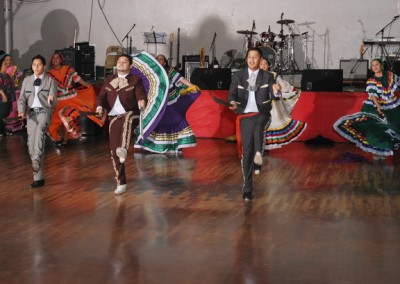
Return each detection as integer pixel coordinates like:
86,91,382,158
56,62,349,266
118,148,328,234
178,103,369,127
30,107,44,112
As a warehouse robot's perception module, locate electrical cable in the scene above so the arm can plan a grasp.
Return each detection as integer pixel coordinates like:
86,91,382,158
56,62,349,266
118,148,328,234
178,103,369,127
88,0,94,42
97,0,126,52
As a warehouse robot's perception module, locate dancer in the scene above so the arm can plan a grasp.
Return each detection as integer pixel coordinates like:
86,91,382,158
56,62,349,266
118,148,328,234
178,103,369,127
260,58,306,150
228,47,274,201
334,59,400,160
134,54,201,154
47,51,104,147
17,55,58,188
0,52,15,136
96,54,147,195
2,53,24,134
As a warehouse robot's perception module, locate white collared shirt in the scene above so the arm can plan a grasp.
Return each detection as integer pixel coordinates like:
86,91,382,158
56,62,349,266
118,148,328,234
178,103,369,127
244,69,259,113
108,73,128,116
31,74,44,108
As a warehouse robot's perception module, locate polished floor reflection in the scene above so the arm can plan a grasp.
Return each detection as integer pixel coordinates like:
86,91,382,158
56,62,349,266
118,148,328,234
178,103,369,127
0,132,400,284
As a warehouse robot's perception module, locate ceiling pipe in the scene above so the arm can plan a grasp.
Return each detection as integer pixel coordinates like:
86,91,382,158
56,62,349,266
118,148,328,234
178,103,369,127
4,0,11,53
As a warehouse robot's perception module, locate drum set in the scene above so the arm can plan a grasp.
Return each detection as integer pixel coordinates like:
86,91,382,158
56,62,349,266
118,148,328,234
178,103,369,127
236,17,306,73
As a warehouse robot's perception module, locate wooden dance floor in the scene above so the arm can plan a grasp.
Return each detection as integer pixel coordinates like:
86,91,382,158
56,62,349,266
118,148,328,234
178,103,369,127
1,132,400,284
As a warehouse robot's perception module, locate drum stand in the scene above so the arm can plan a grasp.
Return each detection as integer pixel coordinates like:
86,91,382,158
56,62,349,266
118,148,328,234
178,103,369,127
287,34,300,72
275,28,300,73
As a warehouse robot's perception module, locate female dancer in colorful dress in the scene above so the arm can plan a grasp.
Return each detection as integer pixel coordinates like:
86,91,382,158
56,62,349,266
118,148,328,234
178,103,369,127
0,52,15,136
334,59,400,160
134,54,201,154
260,58,306,150
47,51,104,147
1,53,24,134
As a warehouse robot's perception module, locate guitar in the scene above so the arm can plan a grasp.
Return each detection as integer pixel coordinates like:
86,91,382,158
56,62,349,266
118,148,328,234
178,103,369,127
175,28,181,70
168,33,174,67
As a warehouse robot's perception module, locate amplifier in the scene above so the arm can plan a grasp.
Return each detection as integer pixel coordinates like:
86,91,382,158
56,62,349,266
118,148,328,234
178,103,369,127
185,62,208,81
182,55,209,81
340,59,369,80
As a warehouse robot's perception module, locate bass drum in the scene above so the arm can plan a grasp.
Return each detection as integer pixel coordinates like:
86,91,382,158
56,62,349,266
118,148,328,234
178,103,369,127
259,46,277,71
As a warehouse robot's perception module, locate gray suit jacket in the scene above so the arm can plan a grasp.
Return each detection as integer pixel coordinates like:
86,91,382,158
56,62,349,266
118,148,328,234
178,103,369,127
18,73,58,114
228,68,274,115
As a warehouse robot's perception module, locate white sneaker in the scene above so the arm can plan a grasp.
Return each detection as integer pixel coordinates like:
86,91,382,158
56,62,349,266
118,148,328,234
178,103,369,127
116,147,127,163
254,152,263,166
114,184,127,195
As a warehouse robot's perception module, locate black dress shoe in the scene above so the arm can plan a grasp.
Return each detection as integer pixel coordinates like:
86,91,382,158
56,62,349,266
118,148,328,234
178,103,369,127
30,180,45,188
243,192,252,201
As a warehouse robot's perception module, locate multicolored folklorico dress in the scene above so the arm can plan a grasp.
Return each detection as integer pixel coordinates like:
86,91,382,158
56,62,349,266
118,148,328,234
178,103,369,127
133,64,201,154
264,75,307,150
333,71,400,157
47,66,104,141
5,65,24,132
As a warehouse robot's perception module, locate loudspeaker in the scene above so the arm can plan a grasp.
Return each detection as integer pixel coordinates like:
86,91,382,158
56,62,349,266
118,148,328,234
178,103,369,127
301,69,343,92
340,59,369,80
182,55,209,81
56,48,76,67
56,46,96,81
190,68,232,90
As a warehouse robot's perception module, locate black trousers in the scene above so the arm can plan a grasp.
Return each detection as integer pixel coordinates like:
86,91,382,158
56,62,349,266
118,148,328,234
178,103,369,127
0,101,11,134
240,113,270,193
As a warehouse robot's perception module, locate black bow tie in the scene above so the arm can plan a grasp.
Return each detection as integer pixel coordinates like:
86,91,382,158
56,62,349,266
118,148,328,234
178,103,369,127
33,78,41,86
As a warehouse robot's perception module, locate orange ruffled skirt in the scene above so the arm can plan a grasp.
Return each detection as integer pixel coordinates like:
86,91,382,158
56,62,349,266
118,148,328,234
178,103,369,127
48,86,105,141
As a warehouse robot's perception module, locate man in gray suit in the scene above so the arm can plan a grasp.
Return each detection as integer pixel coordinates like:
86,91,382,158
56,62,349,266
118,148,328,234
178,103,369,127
18,55,57,188
228,47,275,201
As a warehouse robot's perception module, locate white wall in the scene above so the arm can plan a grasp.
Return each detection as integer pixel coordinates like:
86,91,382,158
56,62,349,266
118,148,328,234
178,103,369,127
7,0,400,71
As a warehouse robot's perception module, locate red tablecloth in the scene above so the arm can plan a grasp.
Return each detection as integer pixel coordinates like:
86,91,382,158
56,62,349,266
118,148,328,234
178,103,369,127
291,91,368,142
188,90,370,141
187,90,237,138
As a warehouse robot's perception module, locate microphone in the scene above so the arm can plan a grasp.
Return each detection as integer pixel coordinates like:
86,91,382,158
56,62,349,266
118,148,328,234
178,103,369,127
281,13,284,20
252,20,256,30
394,15,400,19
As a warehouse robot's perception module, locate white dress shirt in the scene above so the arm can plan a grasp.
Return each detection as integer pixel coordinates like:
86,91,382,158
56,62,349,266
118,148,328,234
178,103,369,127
31,74,44,108
244,69,259,113
108,74,128,116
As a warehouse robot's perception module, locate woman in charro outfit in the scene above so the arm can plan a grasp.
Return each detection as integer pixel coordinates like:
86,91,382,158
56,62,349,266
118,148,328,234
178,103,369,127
47,51,104,147
0,52,15,136
260,58,306,150
333,59,400,160
1,52,24,133
133,54,201,154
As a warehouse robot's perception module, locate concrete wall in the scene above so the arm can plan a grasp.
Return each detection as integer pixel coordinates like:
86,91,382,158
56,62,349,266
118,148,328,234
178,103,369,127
6,0,400,71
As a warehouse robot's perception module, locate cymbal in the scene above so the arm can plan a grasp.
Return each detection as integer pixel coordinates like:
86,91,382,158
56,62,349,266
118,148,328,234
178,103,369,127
277,19,294,25
297,21,316,26
236,30,258,35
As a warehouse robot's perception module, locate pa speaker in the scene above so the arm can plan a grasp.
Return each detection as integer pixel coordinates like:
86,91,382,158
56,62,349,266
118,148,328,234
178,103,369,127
301,69,343,92
340,59,369,80
190,68,232,90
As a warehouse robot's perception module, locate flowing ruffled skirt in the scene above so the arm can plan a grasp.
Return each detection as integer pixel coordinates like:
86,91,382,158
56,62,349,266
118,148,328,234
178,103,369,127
265,90,307,150
136,86,201,154
333,104,400,156
47,85,105,141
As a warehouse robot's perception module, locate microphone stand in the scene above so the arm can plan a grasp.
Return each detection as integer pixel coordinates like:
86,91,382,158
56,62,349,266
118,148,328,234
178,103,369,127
153,31,158,55
122,23,136,54
375,16,399,71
